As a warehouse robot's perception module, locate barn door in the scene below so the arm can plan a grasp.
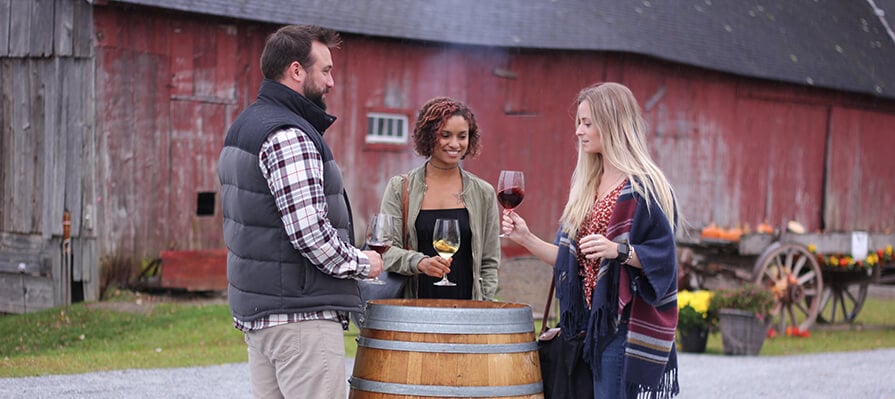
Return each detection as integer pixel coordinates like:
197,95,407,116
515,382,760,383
165,22,239,250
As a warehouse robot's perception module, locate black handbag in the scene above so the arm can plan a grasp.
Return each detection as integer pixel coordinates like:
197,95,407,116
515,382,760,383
538,278,594,399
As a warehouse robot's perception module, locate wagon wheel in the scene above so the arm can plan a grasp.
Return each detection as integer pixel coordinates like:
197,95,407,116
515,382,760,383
752,242,823,333
816,281,869,324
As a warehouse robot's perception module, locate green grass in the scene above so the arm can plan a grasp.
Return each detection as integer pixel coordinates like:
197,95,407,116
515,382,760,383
0,302,246,377
1,295,893,377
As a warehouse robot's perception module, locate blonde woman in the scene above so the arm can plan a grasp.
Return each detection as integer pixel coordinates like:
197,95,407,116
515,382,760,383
503,82,680,398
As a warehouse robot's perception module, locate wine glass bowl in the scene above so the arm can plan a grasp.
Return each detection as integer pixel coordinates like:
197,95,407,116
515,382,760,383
432,218,460,287
363,213,394,285
497,170,525,237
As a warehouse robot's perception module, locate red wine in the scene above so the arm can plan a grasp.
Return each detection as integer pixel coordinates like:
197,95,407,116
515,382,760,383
497,187,524,209
367,242,391,254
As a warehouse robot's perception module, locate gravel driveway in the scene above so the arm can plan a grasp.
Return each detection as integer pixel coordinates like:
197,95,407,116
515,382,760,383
2,348,894,398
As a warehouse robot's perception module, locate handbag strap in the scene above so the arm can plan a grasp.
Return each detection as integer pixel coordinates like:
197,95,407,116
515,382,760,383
540,276,556,335
401,174,411,250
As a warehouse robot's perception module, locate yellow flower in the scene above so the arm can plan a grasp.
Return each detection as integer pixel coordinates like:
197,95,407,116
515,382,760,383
886,245,893,257
678,290,713,315
807,244,817,253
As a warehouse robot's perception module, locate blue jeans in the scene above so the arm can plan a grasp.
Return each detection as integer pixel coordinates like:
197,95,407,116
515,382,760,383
593,325,627,399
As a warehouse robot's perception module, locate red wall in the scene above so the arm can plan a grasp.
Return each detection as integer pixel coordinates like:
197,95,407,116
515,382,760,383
93,5,895,262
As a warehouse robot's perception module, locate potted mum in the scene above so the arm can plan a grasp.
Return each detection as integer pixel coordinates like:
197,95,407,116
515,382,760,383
709,284,775,356
677,290,716,353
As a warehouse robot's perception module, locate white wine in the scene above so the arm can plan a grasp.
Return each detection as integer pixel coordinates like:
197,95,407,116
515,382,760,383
433,239,458,258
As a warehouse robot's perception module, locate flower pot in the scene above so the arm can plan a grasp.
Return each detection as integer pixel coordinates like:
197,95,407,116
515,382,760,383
677,326,708,353
718,308,768,356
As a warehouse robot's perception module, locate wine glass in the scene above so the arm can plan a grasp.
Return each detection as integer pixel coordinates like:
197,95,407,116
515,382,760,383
432,218,460,287
363,213,394,285
497,170,525,237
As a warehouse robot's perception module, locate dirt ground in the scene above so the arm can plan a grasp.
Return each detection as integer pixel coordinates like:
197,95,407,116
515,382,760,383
496,256,555,318
85,289,227,314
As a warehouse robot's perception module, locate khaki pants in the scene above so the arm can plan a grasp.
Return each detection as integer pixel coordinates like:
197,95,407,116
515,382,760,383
245,320,346,399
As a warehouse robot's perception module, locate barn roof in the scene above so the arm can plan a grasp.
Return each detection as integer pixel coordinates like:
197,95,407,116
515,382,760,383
105,0,895,100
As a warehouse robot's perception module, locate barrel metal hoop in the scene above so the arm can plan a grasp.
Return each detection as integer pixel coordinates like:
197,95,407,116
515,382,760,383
363,305,534,334
349,377,543,397
357,337,537,353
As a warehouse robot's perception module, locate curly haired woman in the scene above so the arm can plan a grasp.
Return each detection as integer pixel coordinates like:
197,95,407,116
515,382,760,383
378,97,501,300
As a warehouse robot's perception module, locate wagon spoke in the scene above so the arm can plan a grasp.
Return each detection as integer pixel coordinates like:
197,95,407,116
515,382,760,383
787,306,799,330
793,300,809,318
791,256,807,276
843,287,859,305
837,293,849,321
797,270,816,285
833,292,844,322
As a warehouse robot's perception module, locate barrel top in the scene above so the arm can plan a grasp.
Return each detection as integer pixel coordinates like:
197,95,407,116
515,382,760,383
363,299,535,334
369,299,530,309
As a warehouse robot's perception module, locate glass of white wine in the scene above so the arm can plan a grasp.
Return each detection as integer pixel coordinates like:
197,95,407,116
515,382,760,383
432,218,460,287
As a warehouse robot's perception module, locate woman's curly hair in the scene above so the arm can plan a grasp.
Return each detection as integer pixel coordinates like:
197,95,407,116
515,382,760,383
412,97,481,159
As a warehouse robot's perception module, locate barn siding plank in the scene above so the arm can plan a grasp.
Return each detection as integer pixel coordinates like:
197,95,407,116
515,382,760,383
29,0,54,57
39,58,65,239
24,274,54,312
214,24,237,100
80,56,97,236
7,0,27,56
0,273,26,313
76,237,98,301
61,59,85,237
54,0,73,56
0,232,50,275
0,0,10,56
1,59,8,231
169,19,195,97
10,60,40,233
48,237,65,306
193,23,216,98
71,0,91,57
132,51,171,257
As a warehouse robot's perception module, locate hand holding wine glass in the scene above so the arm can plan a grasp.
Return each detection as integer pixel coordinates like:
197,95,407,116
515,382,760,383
363,213,394,285
497,170,525,237
432,218,460,287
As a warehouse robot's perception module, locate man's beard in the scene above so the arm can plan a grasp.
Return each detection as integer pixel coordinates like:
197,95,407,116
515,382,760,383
303,81,327,110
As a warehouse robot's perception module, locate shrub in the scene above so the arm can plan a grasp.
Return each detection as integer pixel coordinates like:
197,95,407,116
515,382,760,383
708,284,775,319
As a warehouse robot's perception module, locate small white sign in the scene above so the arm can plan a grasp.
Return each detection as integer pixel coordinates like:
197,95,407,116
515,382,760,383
851,232,869,260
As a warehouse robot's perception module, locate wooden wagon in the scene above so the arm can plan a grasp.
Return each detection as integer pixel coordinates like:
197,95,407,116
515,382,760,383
677,229,895,333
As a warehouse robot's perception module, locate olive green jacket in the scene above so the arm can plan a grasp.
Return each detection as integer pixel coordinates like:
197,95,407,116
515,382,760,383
379,164,501,300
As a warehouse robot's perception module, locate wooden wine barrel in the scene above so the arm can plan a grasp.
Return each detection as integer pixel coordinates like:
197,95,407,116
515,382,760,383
349,299,543,399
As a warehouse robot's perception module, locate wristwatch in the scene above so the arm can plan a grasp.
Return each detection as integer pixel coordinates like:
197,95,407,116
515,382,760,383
616,242,630,263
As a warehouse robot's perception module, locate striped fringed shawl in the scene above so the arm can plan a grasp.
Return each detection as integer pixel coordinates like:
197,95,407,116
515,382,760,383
554,182,679,398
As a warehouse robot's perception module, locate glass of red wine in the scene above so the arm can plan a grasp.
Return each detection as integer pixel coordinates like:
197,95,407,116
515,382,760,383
497,170,525,237
363,213,394,285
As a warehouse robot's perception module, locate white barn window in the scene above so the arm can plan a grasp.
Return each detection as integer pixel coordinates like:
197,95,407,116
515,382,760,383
366,112,409,144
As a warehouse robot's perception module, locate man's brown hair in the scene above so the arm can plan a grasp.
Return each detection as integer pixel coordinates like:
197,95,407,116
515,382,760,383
260,25,341,80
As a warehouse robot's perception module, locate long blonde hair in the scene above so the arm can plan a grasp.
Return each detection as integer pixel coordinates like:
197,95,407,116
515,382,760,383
560,82,679,237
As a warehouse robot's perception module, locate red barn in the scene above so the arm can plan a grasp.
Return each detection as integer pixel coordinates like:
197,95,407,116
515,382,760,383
2,0,894,312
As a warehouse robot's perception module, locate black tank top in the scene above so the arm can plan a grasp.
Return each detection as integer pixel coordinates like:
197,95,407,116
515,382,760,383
415,208,473,299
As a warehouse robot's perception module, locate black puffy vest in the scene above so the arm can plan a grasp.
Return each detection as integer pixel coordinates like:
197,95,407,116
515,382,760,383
219,79,361,321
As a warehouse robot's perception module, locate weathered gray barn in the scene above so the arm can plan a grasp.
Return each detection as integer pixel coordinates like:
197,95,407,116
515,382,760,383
2,0,894,313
